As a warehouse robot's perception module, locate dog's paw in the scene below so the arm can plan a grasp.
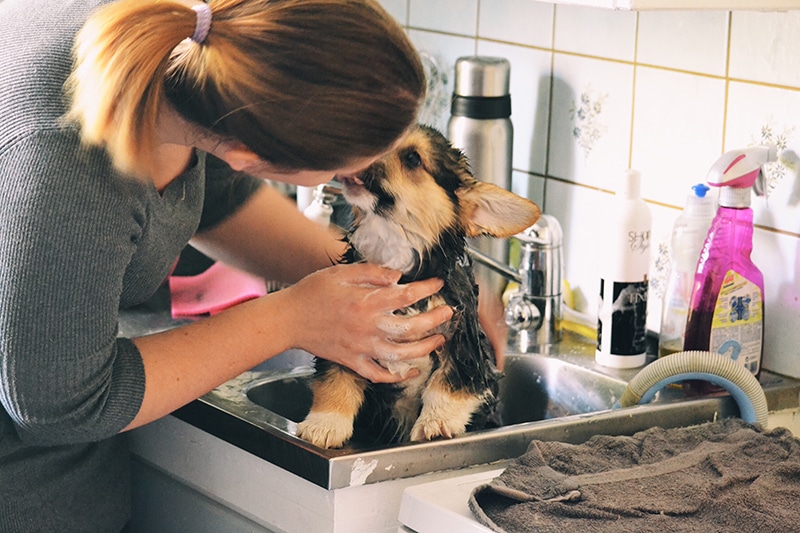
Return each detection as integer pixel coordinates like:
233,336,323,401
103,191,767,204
409,386,484,442
409,415,466,442
296,411,354,449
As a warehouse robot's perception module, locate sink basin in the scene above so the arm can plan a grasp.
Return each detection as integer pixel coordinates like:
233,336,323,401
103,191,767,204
244,353,625,435
171,332,800,490
245,368,314,425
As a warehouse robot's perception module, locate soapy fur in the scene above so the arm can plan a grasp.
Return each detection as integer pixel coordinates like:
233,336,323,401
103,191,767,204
296,125,541,448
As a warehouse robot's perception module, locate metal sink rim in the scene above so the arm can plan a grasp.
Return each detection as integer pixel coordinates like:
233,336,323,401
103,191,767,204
172,333,800,489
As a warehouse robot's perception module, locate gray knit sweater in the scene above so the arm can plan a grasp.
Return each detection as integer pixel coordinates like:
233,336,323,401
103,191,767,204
0,1,262,531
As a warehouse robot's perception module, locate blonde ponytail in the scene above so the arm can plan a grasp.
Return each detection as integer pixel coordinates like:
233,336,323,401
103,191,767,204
67,0,425,177
65,0,200,176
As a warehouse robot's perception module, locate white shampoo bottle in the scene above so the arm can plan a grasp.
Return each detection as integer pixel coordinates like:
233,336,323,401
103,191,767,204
596,169,652,368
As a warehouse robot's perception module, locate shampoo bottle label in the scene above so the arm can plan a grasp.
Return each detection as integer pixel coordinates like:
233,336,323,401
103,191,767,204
597,279,649,356
709,270,763,374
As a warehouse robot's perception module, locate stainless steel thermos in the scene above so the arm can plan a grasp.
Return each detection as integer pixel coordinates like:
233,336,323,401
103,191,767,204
447,56,513,298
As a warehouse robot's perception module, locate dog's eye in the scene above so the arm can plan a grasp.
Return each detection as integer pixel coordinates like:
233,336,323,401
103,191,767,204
401,149,422,170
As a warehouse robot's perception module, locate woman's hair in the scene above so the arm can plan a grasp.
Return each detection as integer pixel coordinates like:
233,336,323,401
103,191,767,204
65,0,425,176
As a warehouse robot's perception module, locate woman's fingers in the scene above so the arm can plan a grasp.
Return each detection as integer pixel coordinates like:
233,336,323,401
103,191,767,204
376,304,453,342
357,334,446,383
372,332,446,363
381,277,445,309
284,263,458,382
355,357,421,384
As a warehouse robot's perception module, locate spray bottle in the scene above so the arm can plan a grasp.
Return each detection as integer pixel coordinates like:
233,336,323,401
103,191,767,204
303,184,338,227
658,184,716,358
682,145,777,393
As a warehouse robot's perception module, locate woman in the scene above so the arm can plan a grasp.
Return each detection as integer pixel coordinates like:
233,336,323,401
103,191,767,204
0,0,452,531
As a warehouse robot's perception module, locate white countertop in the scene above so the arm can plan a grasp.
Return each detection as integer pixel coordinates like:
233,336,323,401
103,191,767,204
398,468,506,533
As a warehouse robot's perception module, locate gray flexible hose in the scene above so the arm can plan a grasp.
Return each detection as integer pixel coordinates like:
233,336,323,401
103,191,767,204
619,350,769,428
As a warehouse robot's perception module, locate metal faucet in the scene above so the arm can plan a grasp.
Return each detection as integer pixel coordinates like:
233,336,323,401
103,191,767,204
468,214,563,353
306,183,563,352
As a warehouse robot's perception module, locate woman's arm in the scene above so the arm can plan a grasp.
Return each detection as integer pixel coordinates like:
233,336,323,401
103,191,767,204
125,185,454,431
189,184,345,284
127,263,452,431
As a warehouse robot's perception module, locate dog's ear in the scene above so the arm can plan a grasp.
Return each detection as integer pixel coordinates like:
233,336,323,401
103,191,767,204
456,180,541,238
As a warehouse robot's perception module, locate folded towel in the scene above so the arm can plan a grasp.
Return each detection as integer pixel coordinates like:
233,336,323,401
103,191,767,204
469,418,800,532
169,261,267,318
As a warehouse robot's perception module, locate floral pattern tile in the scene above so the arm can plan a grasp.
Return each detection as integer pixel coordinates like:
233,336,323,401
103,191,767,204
392,5,800,377
408,30,475,132
725,81,800,236
570,86,608,161
417,51,451,129
549,53,633,186
753,121,796,201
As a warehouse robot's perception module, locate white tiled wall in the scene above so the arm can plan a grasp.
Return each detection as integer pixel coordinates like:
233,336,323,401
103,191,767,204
380,0,800,379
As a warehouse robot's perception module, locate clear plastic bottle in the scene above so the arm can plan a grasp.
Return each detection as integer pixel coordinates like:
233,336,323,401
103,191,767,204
596,169,652,369
683,145,776,394
303,184,334,227
658,184,716,358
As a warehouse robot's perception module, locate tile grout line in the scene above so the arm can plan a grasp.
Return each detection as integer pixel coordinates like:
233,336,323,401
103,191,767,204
406,28,800,95
721,11,733,153
628,10,640,172
540,3,560,209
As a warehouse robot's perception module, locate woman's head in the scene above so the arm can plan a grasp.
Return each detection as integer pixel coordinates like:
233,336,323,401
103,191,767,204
66,0,425,177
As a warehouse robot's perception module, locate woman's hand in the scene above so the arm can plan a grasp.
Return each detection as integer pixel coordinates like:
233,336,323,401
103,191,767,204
282,263,453,383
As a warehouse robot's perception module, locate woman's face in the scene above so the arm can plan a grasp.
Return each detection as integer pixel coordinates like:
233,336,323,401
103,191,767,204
248,159,374,187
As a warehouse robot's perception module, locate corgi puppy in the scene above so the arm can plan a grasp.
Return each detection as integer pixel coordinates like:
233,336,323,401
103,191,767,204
296,125,541,449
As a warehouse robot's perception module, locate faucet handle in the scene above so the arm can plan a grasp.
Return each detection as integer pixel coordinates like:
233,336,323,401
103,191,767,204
506,214,564,352
514,214,563,298
505,293,543,331
514,214,563,248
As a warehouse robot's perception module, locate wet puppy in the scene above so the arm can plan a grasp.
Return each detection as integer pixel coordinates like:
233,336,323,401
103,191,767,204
297,125,540,449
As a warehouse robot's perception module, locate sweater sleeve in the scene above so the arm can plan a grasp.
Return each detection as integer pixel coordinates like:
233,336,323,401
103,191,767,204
0,131,149,446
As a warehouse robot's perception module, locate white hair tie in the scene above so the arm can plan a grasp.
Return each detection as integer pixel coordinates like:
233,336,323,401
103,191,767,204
191,3,213,44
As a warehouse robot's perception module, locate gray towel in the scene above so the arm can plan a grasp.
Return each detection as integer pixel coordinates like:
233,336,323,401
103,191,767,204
469,419,800,532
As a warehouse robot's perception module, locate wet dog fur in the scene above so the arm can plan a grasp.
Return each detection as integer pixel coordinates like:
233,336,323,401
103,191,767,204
296,125,541,449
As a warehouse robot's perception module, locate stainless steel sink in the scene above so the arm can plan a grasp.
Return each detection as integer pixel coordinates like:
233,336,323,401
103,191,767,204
170,333,800,490
244,352,625,433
